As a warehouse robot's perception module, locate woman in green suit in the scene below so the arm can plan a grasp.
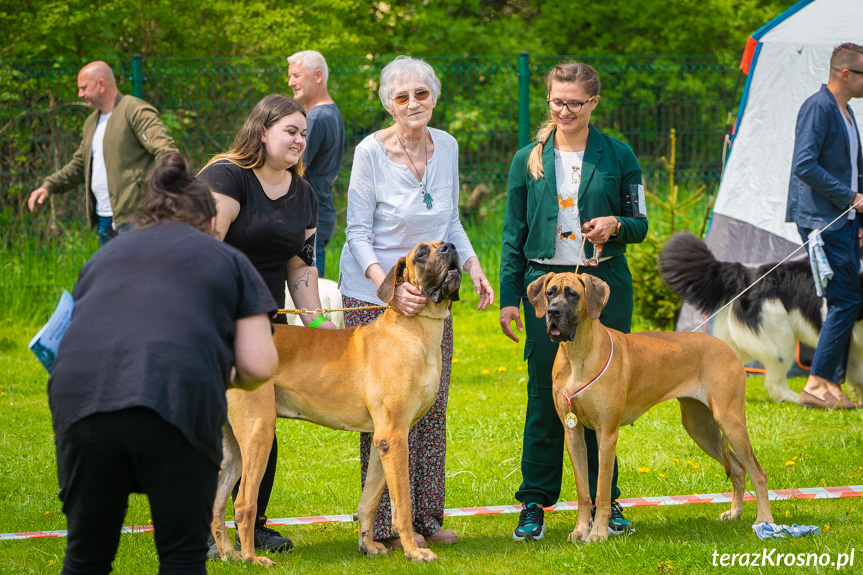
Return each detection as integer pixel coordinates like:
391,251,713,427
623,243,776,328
499,61,648,541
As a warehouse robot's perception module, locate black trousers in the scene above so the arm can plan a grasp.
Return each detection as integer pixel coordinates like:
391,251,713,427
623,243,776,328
56,407,218,575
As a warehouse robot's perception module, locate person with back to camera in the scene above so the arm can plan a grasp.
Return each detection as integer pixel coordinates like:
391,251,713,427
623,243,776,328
288,49,346,278
28,60,178,245
499,61,648,541
787,42,863,410
48,152,278,575
339,55,495,550
198,94,338,557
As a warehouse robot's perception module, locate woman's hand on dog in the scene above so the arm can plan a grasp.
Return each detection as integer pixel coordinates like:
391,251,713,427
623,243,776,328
393,282,428,317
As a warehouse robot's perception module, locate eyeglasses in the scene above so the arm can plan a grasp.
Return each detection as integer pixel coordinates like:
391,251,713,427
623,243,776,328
832,66,863,75
547,95,597,113
391,89,432,106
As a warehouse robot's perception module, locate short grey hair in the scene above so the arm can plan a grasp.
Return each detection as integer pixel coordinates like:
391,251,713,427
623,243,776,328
378,56,441,113
287,50,329,83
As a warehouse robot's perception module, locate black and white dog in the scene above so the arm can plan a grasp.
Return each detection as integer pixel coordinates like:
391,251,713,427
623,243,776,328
658,232,863,404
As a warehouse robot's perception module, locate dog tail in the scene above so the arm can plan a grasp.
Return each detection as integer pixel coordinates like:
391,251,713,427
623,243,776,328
658,232,750,314
721,433,732,479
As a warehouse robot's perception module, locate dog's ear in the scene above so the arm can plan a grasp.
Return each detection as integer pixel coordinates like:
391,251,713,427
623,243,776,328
582,274,610,320
376,257,407,304
526,273,553,317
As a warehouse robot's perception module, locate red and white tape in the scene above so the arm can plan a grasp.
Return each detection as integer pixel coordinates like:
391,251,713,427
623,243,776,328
3,485,860,541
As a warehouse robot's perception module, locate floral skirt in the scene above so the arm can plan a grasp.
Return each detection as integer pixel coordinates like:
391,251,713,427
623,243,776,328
342,295,453,539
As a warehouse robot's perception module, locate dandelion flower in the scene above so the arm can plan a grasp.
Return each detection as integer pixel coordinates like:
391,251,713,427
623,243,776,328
481,368,490,375
637,467,650,473
785,461,795,466
452,358,459,364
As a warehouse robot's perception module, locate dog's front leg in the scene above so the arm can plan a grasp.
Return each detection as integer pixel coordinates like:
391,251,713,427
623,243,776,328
355,446,388,557
587,425,619,543
563,422,592,542
374,425,437,562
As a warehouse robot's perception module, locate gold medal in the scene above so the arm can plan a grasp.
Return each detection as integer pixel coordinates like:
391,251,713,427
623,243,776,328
564,412,577,429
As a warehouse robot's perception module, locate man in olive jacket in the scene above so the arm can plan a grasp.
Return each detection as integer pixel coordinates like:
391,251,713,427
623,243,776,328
28,61,178,244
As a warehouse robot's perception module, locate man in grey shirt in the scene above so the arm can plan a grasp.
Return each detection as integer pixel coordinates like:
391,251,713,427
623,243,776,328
288,50,346,278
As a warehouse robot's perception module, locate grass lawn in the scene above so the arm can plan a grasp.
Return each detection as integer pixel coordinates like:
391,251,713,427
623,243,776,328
1,292,862,574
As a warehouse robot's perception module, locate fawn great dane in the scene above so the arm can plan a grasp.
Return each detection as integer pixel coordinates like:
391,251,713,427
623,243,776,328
212,241,461,565
527,272,774,542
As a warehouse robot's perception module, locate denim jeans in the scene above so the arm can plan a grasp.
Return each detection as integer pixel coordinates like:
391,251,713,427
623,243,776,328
799,220,863,384
95,216,117,246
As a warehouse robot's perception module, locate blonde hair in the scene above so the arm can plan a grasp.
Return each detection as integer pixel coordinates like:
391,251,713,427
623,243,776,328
200,94,305,177
527,62,601,180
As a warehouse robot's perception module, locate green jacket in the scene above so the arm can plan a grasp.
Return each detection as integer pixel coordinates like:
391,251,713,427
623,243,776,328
43,93,178,227
499,125,648,308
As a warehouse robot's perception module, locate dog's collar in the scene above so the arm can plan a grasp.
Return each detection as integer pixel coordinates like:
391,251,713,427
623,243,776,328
553,329,614,406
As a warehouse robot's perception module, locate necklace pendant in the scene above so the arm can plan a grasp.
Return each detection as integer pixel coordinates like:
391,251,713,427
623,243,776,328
564,412,577,429
423,191,433,210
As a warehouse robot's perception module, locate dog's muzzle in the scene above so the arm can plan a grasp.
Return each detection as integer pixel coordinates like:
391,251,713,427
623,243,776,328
546,305,576,342
426,243,461,303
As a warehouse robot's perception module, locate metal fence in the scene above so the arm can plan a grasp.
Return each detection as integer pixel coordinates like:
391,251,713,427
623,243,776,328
0,54,741,307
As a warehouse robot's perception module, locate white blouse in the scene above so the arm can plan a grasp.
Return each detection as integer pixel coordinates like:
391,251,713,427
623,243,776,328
339,127,477,304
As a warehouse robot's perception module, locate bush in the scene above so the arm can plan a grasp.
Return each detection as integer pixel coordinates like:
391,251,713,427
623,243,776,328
630,130,710,330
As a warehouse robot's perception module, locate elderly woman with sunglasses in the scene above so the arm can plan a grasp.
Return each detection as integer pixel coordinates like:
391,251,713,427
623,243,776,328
499,61,648,542
339,55,494,550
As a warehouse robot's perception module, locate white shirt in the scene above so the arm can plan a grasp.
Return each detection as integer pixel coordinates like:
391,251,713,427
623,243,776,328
533,150,586,265
844,114,859,194
90,113,113,217
339,128,477,304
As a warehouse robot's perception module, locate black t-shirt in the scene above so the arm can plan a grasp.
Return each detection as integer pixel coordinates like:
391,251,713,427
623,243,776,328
198,161,318,305
47,221,276,466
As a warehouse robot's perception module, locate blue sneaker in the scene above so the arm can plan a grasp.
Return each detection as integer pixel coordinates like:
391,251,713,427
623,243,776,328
591,501,635,535
513,502,546,541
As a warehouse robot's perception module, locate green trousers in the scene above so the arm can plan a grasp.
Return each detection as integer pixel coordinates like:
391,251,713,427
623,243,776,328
516,257,633,507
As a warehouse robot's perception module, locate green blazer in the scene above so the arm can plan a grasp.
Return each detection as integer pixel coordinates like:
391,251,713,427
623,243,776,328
499,124,648,308
43,93,178,227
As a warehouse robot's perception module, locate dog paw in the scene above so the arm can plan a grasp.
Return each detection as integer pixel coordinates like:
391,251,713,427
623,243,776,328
585,529,609,543
567,526,590,543
359,540,388,557
718,508,742,521
252,555,277,568
406,548,438,562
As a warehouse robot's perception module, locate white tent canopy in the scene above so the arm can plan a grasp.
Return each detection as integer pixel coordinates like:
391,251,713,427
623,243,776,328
707,0,863,264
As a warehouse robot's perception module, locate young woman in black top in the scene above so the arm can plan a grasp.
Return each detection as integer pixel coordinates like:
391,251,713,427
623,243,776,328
199,94,337,554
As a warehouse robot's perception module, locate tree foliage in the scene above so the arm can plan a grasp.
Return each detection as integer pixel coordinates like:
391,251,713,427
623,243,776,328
0,0,792,61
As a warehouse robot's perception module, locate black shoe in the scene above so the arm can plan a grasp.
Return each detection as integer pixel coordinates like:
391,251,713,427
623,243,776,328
591,501,635,535
235,521,293,552
513,502,545,541
206,533,220,560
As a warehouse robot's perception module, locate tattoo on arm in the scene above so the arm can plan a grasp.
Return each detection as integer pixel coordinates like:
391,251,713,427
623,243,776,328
291,268,312,293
